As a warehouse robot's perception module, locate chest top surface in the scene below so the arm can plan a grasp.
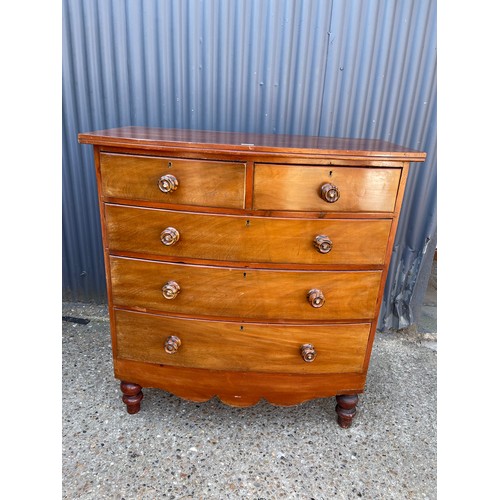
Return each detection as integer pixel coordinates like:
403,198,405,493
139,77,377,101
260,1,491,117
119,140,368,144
78,126,426,162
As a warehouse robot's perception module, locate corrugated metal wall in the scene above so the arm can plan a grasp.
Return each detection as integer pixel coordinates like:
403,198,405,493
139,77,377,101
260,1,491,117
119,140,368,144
63,0,436,331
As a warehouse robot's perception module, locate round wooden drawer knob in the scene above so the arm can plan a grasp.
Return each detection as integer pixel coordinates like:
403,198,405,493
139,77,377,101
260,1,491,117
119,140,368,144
307,288,325,308
164,335,181,354
301,343,317,362
160,227,180,246
320,183,340,203
314,235,333,254
162,280,180,300
158,174,179,193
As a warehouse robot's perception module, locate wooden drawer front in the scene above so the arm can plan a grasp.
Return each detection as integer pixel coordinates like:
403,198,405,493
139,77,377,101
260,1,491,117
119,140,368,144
105,204,392,266
253,164,401,212
100,153,246,208
115,309,370,374
110,257,382,321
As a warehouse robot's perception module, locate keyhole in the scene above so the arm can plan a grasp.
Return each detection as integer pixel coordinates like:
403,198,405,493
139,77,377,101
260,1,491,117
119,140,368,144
329,170,333,177
246,220,250,227
243,272,247,278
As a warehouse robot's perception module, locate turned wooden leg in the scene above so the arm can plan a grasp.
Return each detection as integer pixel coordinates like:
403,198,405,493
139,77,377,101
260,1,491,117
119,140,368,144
335,394,359,428
120,381,144,414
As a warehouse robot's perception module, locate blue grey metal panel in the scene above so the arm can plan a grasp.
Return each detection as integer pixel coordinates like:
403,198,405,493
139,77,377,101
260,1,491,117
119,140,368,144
317,0,437,329
63,0,436,331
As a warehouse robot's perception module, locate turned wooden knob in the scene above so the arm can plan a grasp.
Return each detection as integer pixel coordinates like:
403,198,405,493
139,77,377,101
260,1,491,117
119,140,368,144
320,183,340,203
301,343,317,362
160,227,180,246
307,288,325,308
164,335,181,354
162,280,180,299
314,235,333,254
158,174,179,193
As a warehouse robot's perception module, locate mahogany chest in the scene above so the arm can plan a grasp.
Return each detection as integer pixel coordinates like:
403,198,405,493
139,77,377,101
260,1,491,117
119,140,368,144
78,127,425,427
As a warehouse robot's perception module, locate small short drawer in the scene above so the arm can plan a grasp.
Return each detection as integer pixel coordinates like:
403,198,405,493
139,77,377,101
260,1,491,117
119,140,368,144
110,257,382,321
115,309,371,374
100,153,246,208
105,204,392,266
253,164,401,212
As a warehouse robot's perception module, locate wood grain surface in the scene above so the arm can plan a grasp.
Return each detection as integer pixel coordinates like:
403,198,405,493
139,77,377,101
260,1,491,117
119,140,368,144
77,128,426,416
100,153,246,208
110,256,382,321
79,127,427,162
114,358,366,407
105,204,392,266
253,164,401,212
114,309,370,374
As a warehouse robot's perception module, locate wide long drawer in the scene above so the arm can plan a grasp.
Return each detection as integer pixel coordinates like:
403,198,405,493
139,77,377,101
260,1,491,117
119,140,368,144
114,309,371,374
105,204,392,266
100,153,246,208
110,257,382,321
253,164,401,212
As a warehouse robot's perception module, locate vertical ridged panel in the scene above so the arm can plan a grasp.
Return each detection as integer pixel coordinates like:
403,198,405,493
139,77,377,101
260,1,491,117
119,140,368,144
63,0,436,330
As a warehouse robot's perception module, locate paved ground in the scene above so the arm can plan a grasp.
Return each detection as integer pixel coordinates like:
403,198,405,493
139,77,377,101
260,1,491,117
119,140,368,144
62,297,436,499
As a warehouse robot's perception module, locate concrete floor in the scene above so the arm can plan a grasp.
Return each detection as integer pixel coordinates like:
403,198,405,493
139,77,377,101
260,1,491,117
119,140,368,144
62,288,436,499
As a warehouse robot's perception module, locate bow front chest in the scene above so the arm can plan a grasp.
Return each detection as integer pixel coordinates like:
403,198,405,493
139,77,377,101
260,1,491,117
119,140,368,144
78,127,425,427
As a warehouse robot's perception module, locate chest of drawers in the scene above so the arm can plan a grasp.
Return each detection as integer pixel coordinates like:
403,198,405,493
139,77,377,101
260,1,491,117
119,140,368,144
78,127,426,427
